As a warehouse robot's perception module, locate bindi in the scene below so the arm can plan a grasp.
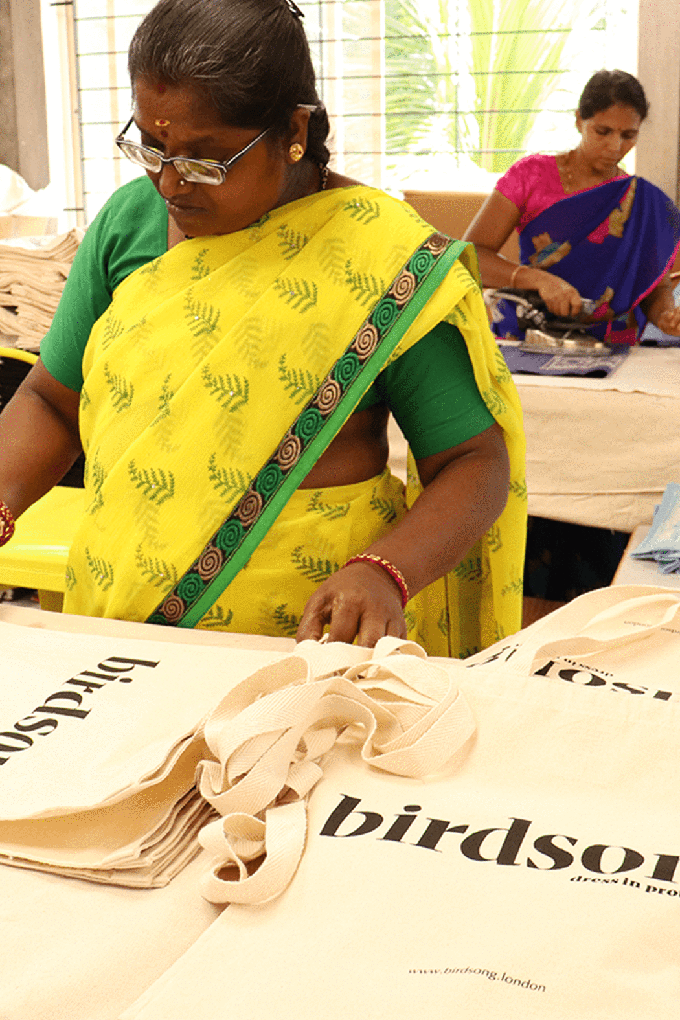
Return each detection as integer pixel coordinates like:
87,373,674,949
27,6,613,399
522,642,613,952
154,118,170,128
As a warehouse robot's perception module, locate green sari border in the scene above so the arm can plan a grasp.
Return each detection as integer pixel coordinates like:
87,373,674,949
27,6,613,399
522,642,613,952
147,234,469,629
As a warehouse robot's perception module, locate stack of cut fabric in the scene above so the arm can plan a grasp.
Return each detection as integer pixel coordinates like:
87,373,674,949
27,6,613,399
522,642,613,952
0,229,82,351
631,482,680,573
0,619,285,887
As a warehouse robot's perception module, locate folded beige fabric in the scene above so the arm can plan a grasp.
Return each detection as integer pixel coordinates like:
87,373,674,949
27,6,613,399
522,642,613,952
0,229,81,349
0,743,217,887
0,620,286,886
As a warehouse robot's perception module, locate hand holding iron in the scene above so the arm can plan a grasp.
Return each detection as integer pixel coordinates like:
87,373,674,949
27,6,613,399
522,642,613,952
534,271,584,320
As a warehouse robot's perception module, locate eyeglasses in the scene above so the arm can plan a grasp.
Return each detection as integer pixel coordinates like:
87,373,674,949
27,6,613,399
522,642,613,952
115,116,271,185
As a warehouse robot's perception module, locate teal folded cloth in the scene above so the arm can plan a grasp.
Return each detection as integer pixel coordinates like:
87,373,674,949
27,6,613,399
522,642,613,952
631,482,680,573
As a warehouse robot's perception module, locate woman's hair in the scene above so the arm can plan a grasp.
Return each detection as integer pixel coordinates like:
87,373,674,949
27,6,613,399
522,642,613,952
578,69,649,122
128,0,330,166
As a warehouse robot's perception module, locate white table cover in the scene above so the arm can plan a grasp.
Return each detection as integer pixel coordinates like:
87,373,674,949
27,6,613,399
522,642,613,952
512,346,680,532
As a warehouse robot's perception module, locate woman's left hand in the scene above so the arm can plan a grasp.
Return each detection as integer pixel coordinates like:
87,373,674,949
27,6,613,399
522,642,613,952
295,560,407,647
655,306,680,337
641,276,680,335
295,422,510,648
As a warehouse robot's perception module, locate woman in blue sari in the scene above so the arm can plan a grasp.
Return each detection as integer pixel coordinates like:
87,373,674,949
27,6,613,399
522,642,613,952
464,69,680,603
465,69,680,343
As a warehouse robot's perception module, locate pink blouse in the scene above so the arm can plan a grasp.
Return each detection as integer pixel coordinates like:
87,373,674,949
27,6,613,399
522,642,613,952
495,153,629,232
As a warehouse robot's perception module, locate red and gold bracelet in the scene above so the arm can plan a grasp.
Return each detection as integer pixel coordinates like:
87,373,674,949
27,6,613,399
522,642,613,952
0,500,16,547
344,553,410,609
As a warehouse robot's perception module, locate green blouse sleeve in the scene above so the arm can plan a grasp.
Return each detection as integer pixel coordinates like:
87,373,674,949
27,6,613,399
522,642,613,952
356,320,495,459
40,176,167,392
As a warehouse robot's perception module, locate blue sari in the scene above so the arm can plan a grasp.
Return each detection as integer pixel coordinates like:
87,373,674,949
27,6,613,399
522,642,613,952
492,176,680,342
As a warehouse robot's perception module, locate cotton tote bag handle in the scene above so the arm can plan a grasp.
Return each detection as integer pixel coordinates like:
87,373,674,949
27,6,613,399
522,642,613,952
194,637,475,904
530,591,680,669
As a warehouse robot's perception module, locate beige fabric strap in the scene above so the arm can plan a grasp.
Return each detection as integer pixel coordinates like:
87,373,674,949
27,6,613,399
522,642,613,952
529,591,680,671
195,637,475,904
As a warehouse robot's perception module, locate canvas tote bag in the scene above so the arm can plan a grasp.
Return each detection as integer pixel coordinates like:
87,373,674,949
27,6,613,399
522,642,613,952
120,590,680,1020
465,582,680,699
0,618,287,885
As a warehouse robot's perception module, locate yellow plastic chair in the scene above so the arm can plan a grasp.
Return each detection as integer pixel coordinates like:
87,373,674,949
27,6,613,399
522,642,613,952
0,347,84,612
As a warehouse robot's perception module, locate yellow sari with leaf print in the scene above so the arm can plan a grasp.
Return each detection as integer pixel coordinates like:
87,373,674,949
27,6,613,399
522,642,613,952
65,185,526,658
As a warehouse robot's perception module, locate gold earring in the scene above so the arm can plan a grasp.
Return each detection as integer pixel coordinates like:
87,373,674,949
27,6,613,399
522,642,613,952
289,143,305,162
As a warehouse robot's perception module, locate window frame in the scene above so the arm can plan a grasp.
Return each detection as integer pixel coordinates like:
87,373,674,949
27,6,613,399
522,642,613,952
39,0,678,231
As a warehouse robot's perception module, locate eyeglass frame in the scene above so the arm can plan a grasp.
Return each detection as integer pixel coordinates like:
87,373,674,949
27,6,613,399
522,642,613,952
114,104,319,186
115,117,273,185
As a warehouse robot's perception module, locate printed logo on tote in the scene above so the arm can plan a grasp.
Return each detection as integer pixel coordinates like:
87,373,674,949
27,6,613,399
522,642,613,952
320,795,680,897
531,656,674,700
469,644,676,703
0,655,159,766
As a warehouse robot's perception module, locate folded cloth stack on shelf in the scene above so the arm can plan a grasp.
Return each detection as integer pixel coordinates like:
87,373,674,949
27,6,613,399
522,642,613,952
0,229,81,351
0,620,288,888
631,482,680,573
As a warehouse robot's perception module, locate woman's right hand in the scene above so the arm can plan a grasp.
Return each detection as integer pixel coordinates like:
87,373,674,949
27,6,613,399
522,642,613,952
463,192,583,320
534,272,583,319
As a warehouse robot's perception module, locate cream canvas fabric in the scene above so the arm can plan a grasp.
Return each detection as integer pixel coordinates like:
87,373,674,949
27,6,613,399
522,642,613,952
515,347,680,531
465,582,680,698
0,620,286,884
120,587,680,1019
0,230,81,349
192,636,475,904
0,849,222,1020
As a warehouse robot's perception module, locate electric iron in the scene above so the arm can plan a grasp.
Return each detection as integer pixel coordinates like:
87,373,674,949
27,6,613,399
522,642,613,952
491,289,611,356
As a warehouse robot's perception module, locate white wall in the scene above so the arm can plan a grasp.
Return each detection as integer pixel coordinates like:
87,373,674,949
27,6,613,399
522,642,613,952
636,0,680,203
41,0,87,230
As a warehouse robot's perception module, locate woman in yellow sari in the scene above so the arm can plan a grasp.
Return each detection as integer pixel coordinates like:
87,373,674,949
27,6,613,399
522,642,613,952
0,0,526,658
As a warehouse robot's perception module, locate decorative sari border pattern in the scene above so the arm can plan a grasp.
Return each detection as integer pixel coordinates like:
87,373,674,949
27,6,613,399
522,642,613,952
146,231,454,627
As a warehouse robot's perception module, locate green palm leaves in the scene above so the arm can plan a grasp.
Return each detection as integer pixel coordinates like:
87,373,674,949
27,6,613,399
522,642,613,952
383,0,603,174
469,0,575,172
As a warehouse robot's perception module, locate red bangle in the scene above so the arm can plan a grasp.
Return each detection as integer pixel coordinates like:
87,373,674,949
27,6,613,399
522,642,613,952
344,553,410,609
0,500,15,547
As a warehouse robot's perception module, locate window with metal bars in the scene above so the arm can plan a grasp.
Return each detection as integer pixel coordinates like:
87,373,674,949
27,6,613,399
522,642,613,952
52,0,638,226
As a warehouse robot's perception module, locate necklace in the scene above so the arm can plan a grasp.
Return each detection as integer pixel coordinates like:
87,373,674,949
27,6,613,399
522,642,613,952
560,150,576,191
560,148,623,192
